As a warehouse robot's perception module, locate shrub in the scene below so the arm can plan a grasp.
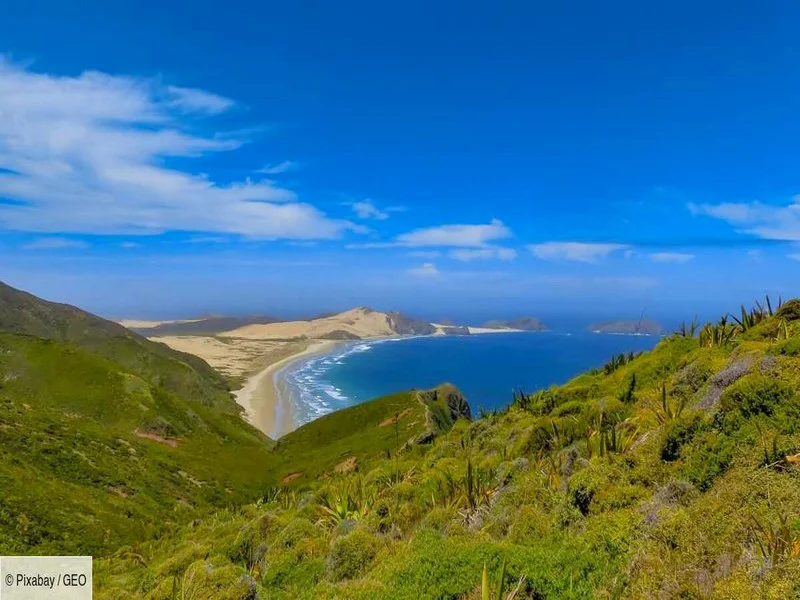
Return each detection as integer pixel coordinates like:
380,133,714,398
507,505,552,544
568,469,598,516
771,337,800,356
274,518,319,550
327,528,379,581
681,431,735,491
776,298,800,321
551,400,584,417
660,414,705,461
719,374,795,418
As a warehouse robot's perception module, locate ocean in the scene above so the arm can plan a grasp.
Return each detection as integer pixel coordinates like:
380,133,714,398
275,331,661,428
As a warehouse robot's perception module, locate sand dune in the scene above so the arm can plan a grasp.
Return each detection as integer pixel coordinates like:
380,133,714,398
150,335,309,379
118,318,204,329
221,307,397,340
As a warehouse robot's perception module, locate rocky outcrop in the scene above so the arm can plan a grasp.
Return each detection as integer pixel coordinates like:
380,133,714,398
386,312,436,335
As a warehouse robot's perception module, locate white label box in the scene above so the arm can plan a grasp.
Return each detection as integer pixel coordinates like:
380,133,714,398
1,556,92,599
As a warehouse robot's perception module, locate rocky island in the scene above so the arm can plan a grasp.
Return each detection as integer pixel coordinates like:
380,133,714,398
481,317,548,331
588,318,663,335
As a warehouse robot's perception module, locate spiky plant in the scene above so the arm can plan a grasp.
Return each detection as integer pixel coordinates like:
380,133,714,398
776,318,790,341
650,383,685,425
750,511,800,564
316,477,373,527
675,316,699,338
480,559,526,600
699,316,737,348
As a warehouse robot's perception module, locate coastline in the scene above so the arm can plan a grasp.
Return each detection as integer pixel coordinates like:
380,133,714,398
233,339,338,439
231,329,549,439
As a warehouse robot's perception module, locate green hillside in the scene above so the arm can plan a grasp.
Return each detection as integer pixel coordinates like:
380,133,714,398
0,282,283,555
0,281,232,409
94,298,800,599
0,282,456,558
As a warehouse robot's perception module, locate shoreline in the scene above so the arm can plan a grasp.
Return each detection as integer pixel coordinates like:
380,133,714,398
233,339,338,439
233,329,548,439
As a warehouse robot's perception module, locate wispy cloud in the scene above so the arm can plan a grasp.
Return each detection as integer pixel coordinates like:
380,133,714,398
649,252,695,264
689,198,800,241
527,242,628,263
344,200,405,221
165,85,236,115
120,241,141,249
396,219,511,247
187,235,229,244
351,200,389,220
257,160,298,175
407,250,441,259
22,236,88,250
788,253,800,262
0,58,356,240
408,262,440,278
448,247,517,262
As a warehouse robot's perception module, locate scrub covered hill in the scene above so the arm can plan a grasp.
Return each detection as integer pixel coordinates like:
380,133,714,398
0,281,459,558
97,298,800,599
0,281,281,555
0,281,232,409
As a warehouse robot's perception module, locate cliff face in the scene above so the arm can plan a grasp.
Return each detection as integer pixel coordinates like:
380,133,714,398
387,311,436,335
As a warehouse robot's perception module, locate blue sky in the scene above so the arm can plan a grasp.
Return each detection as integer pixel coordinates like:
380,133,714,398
0,1,799,324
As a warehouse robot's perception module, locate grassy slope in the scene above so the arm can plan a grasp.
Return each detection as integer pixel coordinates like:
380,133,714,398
0,281,233,409
96,301,800,599
0,282,291,554
0,279,445,557
0,333,278,555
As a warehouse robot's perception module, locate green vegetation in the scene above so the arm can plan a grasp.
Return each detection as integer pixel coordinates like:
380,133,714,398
4,282,800,598
88,297,800,598
0,280,454,558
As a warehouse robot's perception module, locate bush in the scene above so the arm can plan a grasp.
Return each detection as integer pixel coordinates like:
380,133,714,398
551,400,584,417
507,505,552,543
274,518,319,550
771,337,800,356
719,374,795,418
660,414,705,461
681,431,735,491
327,528,379,581
776,299,800,321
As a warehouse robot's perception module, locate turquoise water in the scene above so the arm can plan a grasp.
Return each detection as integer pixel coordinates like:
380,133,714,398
277,331,660,427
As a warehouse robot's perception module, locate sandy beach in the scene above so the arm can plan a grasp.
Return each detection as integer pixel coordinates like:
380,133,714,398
128,308,534,440
233,340,338,438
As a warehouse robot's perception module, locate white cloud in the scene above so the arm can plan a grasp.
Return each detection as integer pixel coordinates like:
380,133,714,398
527,242,628,263
396,219,511,247
351,200,389,220
120,241,141,248
649,252,695,264
22,236,88,250
788,254,800,262
165,85,236,115
0,58,355,240
448,247,517,262
258,160,298,175
344,200,406,221
408,262,440,278
187,235,228,244
407,250,441,259
689,198,800,240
